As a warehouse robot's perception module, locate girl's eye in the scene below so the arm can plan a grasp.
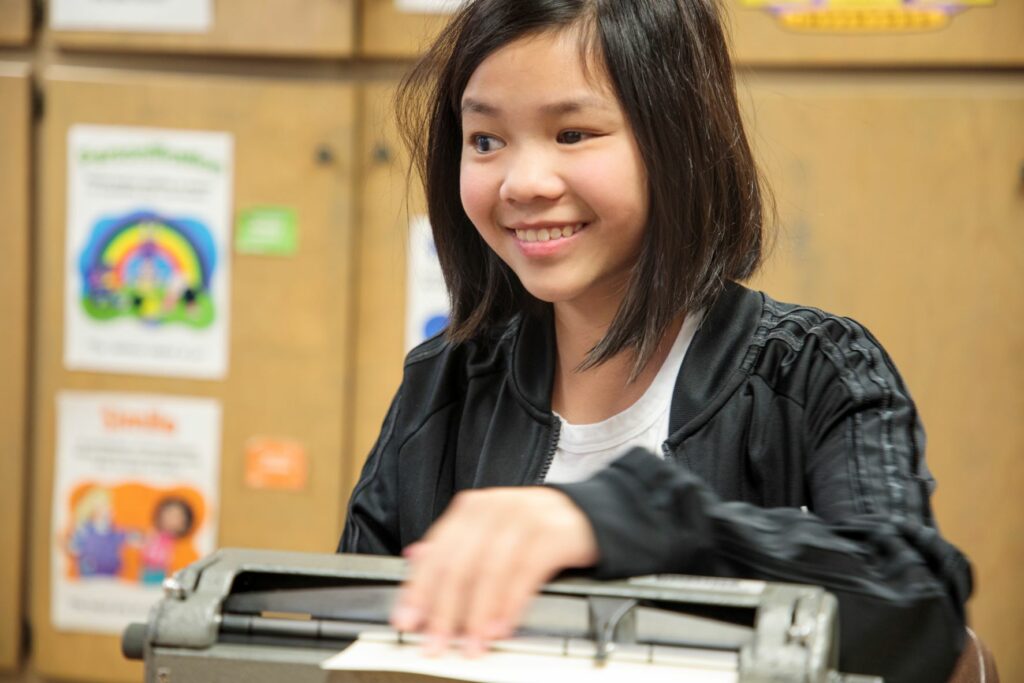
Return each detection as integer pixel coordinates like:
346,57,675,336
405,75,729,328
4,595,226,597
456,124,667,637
469,134,505,154
557,130,590,144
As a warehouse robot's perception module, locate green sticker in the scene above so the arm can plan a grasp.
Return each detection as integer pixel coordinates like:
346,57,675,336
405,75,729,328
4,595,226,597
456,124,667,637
236,207,298,256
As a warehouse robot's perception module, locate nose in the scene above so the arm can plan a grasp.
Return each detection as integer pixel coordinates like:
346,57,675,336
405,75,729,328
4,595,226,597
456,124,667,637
498,148,566,204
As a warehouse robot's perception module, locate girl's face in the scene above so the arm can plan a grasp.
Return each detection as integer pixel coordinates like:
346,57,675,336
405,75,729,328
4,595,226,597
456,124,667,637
157,504,189,537
460,30,648,315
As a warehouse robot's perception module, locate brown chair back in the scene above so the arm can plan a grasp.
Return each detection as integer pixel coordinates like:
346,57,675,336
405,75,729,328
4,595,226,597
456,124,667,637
948,628,999,683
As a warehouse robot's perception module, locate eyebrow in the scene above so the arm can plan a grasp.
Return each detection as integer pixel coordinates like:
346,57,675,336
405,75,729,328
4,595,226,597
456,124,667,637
461,96,611,117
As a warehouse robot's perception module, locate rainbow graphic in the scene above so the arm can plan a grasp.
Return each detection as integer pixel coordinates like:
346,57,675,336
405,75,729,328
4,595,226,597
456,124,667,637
78,210,218,328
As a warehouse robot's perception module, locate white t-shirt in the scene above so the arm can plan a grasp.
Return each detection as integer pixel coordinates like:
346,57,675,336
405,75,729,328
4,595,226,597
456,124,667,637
544,312,703,485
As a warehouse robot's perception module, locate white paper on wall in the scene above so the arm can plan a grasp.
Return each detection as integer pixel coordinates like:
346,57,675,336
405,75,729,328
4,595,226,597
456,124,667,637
64,125,233,379
50,391,221,634
395,0,465,14
405,214,451,352
51,0,213,32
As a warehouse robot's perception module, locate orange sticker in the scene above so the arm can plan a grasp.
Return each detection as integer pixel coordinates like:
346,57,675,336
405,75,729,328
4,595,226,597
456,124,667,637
244,437,308,491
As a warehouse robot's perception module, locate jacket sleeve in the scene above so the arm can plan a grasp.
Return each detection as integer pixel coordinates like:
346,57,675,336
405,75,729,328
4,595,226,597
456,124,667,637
548,332,973,683
337,390,404,556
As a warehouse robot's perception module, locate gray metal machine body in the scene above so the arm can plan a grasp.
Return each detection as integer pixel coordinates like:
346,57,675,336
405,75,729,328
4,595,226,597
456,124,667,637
123,548,881,683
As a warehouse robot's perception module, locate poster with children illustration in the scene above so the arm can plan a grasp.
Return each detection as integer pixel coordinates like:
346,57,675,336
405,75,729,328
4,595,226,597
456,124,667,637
64,125,233,379
51,391,220,634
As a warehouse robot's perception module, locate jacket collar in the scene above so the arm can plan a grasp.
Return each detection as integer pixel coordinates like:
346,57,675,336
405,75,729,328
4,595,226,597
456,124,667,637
511,282,765,437
510,306,557,422
667,282,764,441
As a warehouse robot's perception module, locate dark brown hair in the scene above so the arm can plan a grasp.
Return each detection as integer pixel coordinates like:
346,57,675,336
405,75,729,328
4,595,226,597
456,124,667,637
153,497,195,538
397,0,770,374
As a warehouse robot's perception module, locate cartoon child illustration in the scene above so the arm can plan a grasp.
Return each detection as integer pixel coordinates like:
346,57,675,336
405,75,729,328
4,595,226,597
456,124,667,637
128,251,166,323
85,264,120,310
67,486,129,578
139,497,195,585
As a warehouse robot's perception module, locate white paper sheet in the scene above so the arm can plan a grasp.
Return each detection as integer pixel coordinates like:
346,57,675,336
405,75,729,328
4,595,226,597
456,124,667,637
322,633,738,683
50,391,221,634
64,125,233,379
395,0,465,14
51,0,212,32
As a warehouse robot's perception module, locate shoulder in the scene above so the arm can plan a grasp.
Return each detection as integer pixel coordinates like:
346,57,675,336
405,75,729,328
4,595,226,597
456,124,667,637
402,315,521,374
756,293,885,359
395,315,522,412
747,291,911,409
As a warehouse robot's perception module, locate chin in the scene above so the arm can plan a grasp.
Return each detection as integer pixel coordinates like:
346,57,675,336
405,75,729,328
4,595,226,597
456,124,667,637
518,280,583,305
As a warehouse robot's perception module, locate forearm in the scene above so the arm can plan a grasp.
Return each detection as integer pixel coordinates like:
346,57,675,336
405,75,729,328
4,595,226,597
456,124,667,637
550,448,971,683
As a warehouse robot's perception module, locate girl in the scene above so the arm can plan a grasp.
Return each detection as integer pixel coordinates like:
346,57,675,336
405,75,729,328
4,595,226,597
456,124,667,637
340,1,971,681
138,496,195,585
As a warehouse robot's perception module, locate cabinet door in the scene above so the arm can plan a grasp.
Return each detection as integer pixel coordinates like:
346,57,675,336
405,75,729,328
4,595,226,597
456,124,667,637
32,69,356,682
350,83,420,485
51,0,355,57
0,0,31,45
359,0,1023,65
360,0,455,58
0,63,30,673
731,1,1024,66
744,73,1024,680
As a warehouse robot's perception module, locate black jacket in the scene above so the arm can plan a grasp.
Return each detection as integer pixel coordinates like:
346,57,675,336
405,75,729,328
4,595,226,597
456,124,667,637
339,282,972,683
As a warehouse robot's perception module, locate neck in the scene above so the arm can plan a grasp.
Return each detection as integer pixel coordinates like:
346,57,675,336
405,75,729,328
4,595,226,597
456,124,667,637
551,300,614,373
551,299,684,424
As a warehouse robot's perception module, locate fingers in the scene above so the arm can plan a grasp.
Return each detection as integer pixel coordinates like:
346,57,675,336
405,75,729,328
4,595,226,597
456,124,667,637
461,519,532,651
392,494,490,638
421,499,499,653
492,542,559,640
391,487,599,657
401,541,426,560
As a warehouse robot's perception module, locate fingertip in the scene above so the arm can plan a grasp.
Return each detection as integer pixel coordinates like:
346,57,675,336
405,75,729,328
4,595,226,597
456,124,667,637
422,633,449,658
462,637,487,658
390,605,422,631
484,618,511,640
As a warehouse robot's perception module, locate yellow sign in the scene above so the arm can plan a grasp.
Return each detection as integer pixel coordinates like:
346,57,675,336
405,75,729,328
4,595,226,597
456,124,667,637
741,0,995,32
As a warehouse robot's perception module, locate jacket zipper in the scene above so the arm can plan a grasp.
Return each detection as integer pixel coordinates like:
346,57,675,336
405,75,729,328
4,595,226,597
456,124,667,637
534,418,562,484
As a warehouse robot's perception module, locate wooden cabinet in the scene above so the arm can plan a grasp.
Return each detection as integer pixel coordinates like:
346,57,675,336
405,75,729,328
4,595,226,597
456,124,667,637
732,1,1024,66
51,0,356,58
0,0,32,45
31,69,357,681
358,0,1024,65
0,62,31,673
360,0,451,59
744,72,1024,677
349,83,419,485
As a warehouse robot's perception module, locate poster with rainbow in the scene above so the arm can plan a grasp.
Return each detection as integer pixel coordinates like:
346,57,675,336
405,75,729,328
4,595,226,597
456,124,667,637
64,125,233,379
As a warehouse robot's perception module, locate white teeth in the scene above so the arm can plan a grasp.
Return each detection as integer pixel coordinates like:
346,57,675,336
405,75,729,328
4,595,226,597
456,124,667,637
512,223,584,243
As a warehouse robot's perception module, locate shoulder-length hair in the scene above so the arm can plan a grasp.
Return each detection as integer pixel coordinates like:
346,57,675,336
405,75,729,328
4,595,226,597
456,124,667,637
397,0,770,375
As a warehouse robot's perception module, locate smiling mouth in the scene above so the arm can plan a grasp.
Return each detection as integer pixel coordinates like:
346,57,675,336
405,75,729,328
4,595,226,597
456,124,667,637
510,223,587,243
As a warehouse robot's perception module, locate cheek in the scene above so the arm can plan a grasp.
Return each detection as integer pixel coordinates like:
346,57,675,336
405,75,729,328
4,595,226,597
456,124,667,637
578,146,648,233
459,162,496,228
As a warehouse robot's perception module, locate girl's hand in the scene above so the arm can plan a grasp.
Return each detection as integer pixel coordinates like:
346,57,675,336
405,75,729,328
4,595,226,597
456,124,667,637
390,487,599,656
